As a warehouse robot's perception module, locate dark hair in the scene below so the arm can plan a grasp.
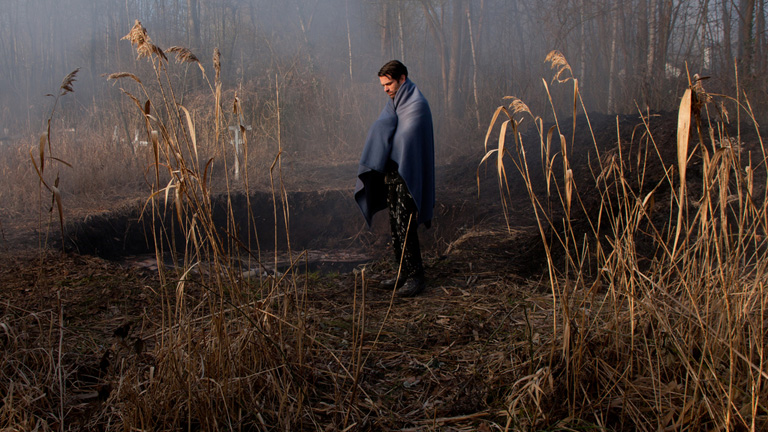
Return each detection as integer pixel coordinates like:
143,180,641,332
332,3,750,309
378,60,408,80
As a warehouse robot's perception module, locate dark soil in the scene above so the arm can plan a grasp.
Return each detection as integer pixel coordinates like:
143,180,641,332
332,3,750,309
1,110,762,430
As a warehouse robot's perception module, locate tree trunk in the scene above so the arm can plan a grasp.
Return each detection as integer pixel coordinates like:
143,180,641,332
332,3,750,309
580,0,587,79
466,3,480,128
380,2,391,59
346,0,353,81
294,0,319,47
738,0,756,74
633,0,649,106
607,4,619,112
757,0,766,75
723,0,733,71
447,0,464,117
187,0,201,52
420,0,448,111
701,0,710,71
655,0,674,78
647,0,657,77
398,5,406,61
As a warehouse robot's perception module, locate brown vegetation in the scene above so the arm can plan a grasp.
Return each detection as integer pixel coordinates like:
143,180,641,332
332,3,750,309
481,51,768,430
2,18,768,432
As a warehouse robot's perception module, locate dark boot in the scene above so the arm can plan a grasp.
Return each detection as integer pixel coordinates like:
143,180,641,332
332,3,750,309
396,277,425,297
379,277,406,290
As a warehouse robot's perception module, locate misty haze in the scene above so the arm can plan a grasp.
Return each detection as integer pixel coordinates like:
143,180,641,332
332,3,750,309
1,1,767,431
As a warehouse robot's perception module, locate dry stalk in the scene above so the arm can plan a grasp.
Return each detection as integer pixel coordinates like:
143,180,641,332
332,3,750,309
99,21,331,431
482,51,768,429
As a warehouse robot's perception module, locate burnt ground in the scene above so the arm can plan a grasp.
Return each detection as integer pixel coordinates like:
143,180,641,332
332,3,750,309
1,110,763,430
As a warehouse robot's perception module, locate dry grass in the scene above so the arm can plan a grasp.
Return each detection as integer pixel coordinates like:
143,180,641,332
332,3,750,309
8,21,767,432
2,21,547,431
2,20,326,431
0,241,543,431
483,51,768,430
39,21,368,431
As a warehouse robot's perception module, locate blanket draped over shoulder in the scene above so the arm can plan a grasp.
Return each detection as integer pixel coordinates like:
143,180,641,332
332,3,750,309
354,78,435,228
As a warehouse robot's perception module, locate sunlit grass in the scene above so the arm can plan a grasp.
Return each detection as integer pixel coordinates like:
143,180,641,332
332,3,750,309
483,50,768,430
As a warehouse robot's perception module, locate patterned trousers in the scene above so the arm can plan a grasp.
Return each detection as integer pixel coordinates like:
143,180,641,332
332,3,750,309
385,171,424,279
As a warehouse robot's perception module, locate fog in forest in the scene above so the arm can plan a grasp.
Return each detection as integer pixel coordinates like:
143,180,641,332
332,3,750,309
1,0,766,218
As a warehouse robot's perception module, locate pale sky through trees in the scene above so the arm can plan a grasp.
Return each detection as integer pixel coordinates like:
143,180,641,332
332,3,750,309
0,0,765,142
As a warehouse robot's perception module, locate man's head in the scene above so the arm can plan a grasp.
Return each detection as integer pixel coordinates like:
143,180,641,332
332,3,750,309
378,60,408,99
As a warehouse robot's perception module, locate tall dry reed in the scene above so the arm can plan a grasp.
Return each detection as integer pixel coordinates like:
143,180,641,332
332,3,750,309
99,20,354,430
484,51,767,430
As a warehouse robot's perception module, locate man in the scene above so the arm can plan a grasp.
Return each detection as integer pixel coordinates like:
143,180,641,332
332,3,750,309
354,60,435,297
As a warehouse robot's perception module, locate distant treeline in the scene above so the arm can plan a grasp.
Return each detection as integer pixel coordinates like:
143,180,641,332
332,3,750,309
1,0,765,139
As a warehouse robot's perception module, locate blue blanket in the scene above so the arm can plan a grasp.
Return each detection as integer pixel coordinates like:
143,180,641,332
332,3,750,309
355,78,435,228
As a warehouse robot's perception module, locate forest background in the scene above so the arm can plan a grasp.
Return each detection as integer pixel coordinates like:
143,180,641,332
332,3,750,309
0,0,766,220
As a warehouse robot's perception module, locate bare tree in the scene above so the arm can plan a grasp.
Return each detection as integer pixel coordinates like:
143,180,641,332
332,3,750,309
379,2,392,59
607,3,620,112
648,0,658,79
722,0,734,75
466,1,482,128
757,0,766,75
420,0,468,117
346,0,353,81
738,0,756,74
187,0,201,51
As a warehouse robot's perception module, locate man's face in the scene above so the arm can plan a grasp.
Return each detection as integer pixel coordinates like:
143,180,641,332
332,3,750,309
379,74,406,99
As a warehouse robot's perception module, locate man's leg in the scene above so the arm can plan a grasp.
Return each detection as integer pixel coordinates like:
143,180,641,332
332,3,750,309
386,175,424,296
382,178,407,289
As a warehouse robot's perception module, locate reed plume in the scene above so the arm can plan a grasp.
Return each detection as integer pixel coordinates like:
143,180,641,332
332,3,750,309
122,20,167,62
